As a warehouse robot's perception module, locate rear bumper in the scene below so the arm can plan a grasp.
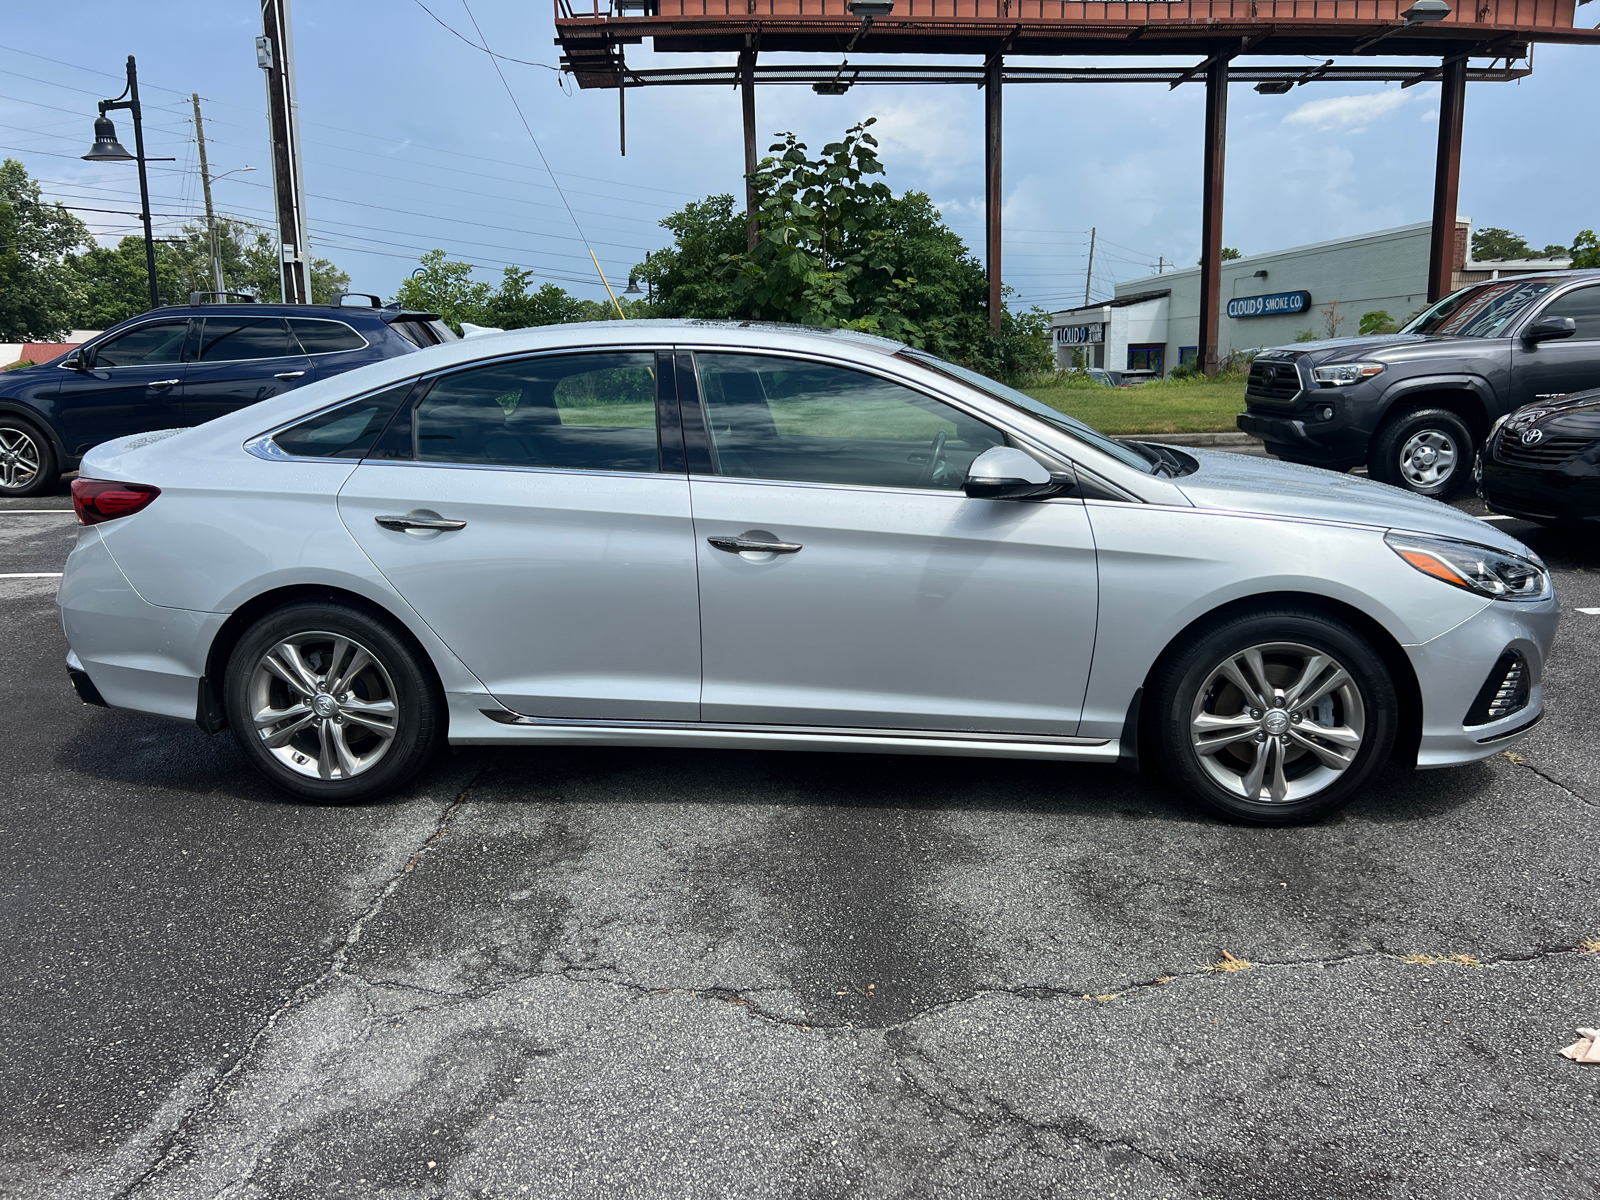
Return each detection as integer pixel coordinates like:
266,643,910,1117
1406,593,1560,768
56,528,223,723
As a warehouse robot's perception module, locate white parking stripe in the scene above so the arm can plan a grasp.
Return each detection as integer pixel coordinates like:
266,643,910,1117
0,510,75,515
1576,608,1600,616
0,572,63,579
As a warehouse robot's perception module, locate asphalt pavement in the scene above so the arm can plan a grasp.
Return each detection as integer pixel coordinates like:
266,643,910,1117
3,472,1597,1200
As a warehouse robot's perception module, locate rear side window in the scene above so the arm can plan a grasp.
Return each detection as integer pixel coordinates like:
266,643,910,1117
1535,286,1600,341
288,318,367,354
92,321,189,367
414,352,659,473
271,384,412,459
196,316,297,362
389,318,456,347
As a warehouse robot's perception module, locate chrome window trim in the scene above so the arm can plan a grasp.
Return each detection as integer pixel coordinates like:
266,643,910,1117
1518,281,1600,343
686,471,1082,505
244,380,422,463
358,458,678,481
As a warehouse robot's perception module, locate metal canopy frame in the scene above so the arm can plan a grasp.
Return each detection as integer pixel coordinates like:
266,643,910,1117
555,1,1597,370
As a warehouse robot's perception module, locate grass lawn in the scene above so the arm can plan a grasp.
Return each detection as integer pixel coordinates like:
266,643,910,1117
1022,376,1248,435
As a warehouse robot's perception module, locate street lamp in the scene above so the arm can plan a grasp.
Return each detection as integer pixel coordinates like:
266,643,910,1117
83,56,175,311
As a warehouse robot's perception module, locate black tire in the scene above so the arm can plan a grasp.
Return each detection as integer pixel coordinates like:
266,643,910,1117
0,415,60,498
1367,407,1474,499
1149,607,1398,825
224,600,441,803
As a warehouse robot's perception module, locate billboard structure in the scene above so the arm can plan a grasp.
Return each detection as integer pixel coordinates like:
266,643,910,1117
554,0,1599,372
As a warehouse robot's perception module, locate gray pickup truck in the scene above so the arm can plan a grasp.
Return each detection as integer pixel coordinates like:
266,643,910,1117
1237,270,1600,498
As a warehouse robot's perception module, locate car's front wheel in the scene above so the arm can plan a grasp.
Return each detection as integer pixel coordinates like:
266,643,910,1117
224,601,441,803
0,416,59,498
1368,407,1474,499
1149,608,1398,824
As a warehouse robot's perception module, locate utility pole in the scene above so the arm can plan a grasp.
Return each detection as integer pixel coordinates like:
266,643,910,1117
191,94,224,294
1157,255,1165,274
740,37,758,252
257,0,310,304
1084,226,1096,306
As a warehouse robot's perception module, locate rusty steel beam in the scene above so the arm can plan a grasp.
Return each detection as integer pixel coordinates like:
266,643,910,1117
985,54,1003,333
1427,56,1468,304
741,42,759,252
1198,54,1229,378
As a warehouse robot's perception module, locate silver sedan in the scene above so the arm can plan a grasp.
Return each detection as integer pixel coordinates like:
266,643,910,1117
58,322,1557,823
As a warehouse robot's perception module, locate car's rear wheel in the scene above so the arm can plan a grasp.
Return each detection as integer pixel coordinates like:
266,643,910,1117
224,601,441,803
1368,407,1473,499
1150,608,1397,824
0,416,59,498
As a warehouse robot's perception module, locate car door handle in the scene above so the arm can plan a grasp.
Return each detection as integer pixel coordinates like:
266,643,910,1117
147,379,181,388
707,535,803,555
375,514,468,532
275,371,306,380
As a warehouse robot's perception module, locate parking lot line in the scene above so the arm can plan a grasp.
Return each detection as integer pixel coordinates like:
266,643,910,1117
1576,607,1600,615
0,510,75,515
0,573,63,579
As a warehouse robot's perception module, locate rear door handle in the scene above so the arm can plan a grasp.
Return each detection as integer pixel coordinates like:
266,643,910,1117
375,514,468,532
707,535,803,555
275,371,306,380
148,379,181,389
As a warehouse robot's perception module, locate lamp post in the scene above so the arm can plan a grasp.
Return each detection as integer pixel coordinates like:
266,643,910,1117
83,56,174,311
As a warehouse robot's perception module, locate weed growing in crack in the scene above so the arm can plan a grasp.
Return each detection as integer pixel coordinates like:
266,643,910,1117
1200,950,1252,974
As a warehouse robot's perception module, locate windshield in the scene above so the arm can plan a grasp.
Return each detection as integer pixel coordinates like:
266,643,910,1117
1401,279,1559,338
896,348,1155,473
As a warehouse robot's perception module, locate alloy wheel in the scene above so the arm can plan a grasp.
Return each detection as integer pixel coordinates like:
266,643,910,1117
1189,641,1366,804
247,631,399,780
0,427,42,490
1397,429,1458,490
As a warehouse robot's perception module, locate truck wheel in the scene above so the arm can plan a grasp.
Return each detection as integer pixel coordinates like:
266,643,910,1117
1368,408,1474,499
0,416,60,498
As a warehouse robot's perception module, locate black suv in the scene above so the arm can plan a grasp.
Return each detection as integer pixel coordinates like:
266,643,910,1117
0,297,455,497
1237,271,1600,498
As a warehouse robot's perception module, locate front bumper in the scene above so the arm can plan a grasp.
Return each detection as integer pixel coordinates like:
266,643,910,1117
1480,456,1600,525
1406,593,1559,768
1237,408,1367,468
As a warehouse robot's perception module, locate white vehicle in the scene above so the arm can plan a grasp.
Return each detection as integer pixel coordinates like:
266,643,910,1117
59,322,1557,823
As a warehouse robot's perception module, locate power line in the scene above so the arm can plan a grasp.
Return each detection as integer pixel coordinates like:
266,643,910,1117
408,0,558,70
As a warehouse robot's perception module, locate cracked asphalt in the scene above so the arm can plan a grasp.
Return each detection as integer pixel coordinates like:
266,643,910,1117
3,478,1598,1200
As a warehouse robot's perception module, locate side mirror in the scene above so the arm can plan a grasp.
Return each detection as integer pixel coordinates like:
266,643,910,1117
64,351,89,372
1523,315,1577,344
963,446,1072,501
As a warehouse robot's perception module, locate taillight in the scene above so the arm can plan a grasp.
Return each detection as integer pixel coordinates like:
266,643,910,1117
72,478,161,526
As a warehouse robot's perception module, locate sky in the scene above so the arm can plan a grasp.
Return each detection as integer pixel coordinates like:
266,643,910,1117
1,2,1595,315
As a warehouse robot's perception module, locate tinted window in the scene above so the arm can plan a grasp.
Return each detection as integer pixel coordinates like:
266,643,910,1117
1536,286,1600,341
271,385,412,459
1402,279,1559,338
388,319,433,348
92,322,188,367
288,318,367,354
415,352,659,473
696,353,1003,490
196,316,296,362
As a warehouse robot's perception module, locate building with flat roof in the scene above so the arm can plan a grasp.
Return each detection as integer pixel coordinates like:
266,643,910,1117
1050,221,1571,378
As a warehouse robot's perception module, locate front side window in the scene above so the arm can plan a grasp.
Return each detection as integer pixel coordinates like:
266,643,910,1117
91,321,189,367
1533,285,1600,341
270,384,413,459
695,353,1003,490
288,318,367,354
196,316,297,362
414,352,659,473
1402,279,1560,339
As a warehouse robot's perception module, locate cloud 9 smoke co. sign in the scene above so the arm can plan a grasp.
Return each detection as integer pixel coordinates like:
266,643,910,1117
1227,291,1311,319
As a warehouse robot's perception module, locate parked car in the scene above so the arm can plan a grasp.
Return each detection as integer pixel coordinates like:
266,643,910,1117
0,297,455,497
1478,389,1600,526
59,321,1555,824
1238,271,1600,499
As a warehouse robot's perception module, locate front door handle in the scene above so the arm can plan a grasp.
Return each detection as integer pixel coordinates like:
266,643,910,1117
375,514,468,532
148,379,181,389
707,534,803,555
275,371,306,380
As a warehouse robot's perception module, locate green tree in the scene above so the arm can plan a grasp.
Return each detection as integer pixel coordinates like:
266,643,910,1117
66,237,188,328
392,253,618,332
636,119,1050,383
483,266,616,328
1570,230,1600,270
233,228,349,305
0,158,91,340
1359,309,1398,335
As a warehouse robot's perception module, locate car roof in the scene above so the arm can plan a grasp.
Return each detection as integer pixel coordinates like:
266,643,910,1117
105,304,438,326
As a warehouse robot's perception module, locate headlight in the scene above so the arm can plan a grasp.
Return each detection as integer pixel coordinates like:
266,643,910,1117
1312,362,1386,386
1385,531,1552,602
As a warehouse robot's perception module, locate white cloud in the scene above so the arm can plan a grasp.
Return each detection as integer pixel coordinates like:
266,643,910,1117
1283,89,1419,131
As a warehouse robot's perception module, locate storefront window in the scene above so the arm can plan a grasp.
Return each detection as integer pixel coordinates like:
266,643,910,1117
1178,346,1198,368
1127,346,1164,374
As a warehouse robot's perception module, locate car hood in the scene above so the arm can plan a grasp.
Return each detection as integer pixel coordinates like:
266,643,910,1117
1171,447,1531,553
